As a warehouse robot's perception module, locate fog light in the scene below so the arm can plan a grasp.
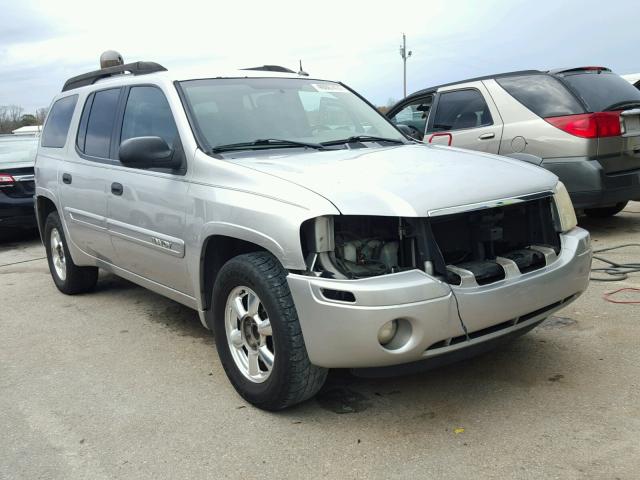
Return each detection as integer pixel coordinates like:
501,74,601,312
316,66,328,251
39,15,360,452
377,320,398,345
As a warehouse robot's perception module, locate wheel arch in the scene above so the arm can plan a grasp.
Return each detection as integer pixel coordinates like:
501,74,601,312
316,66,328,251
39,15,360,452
35,193,59,243
198,226,292,322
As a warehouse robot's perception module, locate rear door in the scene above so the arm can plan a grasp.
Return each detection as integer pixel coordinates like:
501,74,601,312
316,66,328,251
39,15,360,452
106,85,192,295
54,91,118,262
426,83,503,153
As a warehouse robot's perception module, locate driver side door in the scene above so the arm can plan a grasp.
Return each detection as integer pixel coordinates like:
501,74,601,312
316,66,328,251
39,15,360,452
106,85,192,295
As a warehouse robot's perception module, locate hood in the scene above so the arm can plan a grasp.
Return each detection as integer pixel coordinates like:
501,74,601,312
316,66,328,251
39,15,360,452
230,144,559,216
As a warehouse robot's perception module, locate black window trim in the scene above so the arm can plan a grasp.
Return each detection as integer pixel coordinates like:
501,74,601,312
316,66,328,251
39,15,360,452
74,83,186,176
116,83,186,176
41,94,79,149
426,87,494,134
75,86,125,165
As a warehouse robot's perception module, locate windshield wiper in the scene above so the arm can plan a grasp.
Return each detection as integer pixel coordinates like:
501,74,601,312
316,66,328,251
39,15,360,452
320,135,405,146
212,138,326,153
603,101,640,111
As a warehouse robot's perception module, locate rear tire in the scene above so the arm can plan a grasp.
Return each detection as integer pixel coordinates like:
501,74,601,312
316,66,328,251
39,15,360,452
584,201,628,218
212,252,327,410
44,211,98,294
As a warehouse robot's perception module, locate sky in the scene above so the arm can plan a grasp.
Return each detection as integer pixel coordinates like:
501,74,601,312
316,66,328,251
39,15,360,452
0,0,638,113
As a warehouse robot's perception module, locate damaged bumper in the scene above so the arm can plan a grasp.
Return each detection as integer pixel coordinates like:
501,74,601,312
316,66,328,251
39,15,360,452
287,227,591,369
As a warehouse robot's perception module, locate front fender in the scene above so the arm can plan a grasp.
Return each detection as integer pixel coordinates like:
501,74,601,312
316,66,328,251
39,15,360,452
198,221,288,268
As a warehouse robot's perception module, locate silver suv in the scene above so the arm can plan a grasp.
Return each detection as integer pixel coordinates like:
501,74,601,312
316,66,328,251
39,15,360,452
35,59,591,410
388,67,640,217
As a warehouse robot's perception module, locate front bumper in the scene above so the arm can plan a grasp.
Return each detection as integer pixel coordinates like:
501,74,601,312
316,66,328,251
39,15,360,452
287,227,592,369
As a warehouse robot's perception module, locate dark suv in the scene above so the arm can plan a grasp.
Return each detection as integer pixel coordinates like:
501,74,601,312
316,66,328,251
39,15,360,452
0,134,38,230
388,67,640,217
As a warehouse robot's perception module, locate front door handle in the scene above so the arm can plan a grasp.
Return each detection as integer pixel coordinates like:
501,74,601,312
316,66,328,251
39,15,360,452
62,173,72,184
478,133,495,140
111,182,123,196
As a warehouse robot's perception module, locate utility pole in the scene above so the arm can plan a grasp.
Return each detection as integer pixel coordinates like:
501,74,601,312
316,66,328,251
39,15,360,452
399,33,412,98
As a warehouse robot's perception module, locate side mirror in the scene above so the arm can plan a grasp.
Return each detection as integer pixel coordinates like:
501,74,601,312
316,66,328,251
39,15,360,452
119,136,181,169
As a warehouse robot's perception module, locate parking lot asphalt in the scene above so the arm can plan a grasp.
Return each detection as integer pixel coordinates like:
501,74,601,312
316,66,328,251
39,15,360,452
1,204,639,480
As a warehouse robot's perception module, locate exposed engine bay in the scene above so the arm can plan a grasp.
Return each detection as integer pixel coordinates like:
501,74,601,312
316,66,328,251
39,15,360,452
301,196,561,286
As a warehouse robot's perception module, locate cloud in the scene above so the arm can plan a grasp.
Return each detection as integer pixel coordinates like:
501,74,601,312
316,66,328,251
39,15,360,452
0,0,638,112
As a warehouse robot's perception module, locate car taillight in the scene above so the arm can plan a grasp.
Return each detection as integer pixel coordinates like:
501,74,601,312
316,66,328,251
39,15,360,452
545,112,622,138
0,173,16,186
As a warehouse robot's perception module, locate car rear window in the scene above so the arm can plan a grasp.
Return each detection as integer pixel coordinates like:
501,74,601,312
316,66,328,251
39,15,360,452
41,95,78,148
557,71,640,112
496,75,584,118
0,136,38,164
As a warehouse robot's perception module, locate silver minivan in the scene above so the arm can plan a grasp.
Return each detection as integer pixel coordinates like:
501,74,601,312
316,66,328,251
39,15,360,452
388,67,640,217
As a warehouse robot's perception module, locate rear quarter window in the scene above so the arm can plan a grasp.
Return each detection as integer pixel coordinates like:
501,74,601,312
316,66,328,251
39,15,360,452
558,72,640,112
496,75,584,118
41,95,78,148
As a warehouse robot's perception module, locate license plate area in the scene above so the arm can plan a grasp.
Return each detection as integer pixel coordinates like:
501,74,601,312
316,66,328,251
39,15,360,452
621,109,640,137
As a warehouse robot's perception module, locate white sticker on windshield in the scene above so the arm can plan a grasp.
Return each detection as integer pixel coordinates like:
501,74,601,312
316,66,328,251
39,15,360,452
311,83,347,93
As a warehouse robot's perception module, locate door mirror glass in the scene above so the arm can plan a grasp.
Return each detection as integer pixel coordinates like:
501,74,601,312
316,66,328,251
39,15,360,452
119,136,180,169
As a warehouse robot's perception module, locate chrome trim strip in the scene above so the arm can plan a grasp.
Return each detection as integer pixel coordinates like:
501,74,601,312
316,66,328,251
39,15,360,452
106,218,185,258
427,190,553,217
13,174,35,182
65,207,107,232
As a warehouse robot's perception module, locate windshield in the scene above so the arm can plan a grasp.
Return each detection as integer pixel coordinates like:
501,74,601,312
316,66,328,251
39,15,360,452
178,78,405,150
0,135,38,164
558,72,640,112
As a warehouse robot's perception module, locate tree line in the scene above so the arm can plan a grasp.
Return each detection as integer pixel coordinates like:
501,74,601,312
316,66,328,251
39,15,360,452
0,105,48,134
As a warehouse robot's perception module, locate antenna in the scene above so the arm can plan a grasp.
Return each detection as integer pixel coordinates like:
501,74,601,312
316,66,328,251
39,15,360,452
298,60,309,76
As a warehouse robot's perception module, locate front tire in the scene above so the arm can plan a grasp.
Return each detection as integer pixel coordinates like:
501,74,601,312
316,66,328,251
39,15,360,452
212,252,327,410
584,201,628,218
44,211,98,294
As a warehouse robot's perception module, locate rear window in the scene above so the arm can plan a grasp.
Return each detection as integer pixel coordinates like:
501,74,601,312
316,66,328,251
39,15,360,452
41,95,78,148
497,75,584,118
558,72,640,112
0,136,38,164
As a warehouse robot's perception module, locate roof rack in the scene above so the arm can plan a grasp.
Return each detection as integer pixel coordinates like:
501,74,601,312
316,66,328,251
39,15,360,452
62,61,167,92
241,65,297,74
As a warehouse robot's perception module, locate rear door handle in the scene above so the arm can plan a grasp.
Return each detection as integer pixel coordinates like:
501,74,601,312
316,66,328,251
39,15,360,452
478,133,495,140
62,173,72,184
111,182,123,196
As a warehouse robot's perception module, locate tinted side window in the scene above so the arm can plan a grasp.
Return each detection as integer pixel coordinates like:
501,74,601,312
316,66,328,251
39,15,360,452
84,88,120,158
496,75,584,117
121,87,178,148
431,90,493,132
558,72,640,112
41,95,78,148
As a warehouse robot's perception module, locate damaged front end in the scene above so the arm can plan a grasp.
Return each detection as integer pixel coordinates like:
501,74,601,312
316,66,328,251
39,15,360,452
300,193,562,287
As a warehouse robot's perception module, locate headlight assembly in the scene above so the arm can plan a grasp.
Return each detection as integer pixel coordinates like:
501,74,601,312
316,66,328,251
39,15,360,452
553,181,577,232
